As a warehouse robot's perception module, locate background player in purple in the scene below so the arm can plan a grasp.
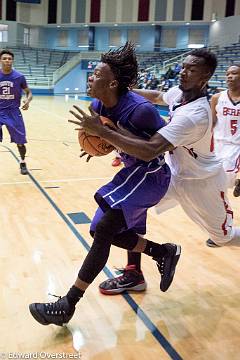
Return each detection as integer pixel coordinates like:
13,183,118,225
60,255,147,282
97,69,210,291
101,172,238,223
29,42,181,327
0,49,32,175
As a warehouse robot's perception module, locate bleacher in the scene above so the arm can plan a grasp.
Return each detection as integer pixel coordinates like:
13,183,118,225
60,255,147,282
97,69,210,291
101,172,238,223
12,47,77,87
9,42,240,91
137,43,240,92
137,49,188,69
208,42,240,89
11,47,189,90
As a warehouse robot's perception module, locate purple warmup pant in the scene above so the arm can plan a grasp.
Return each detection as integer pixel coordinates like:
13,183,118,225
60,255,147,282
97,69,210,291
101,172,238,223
0,108,27,144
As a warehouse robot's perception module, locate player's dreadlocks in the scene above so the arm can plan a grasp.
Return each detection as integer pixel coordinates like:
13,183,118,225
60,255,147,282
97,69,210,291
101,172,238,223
101,42,138,95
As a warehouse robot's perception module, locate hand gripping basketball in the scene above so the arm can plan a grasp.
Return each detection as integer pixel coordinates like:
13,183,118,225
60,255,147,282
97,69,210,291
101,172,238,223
78,116,117,160
69,105,118,162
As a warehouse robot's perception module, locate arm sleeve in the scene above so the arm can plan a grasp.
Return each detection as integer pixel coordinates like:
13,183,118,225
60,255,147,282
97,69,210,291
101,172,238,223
128,103,166,132
157,114,207,147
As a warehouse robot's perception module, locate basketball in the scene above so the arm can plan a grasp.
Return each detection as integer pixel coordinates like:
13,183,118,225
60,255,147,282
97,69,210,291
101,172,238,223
78,116,117,157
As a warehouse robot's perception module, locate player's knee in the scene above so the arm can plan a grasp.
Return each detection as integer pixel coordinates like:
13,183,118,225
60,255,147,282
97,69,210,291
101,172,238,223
94,219,116,244
95,220,109,236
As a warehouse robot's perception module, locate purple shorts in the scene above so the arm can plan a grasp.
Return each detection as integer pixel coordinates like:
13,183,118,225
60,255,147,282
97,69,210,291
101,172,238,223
91,161,171,235
0,108,27,144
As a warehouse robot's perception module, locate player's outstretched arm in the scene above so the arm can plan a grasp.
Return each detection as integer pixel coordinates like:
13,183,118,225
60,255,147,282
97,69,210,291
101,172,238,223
132,88,166,105
211,93,221,128
69,105,175,161
97,127,174,161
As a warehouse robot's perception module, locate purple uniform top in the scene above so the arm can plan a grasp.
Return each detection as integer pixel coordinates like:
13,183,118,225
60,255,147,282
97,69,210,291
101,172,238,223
0,69,27,109
91,91,166,167
90,91,171,235
0,69,28,144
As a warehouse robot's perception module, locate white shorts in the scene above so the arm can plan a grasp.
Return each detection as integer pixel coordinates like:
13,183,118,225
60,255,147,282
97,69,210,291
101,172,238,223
215,140,240,188
155,167,234,245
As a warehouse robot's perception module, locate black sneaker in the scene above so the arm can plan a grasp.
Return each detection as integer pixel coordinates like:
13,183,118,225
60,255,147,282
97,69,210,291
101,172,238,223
99,265,147,295
20,162,28,175
154,243,181,292
29,295,75,326
206,239,220,247
233,179,240,197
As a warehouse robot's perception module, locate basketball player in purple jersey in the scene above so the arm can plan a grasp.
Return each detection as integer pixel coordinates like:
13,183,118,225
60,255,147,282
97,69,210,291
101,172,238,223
0,50,32,174
29,42,181,327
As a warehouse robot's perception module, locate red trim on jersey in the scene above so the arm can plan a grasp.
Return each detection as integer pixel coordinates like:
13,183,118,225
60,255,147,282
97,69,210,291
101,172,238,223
220,191,233,236
210,133,214,152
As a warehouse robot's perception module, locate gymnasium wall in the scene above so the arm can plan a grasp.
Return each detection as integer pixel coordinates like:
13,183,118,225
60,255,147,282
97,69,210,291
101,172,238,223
2,0,239,24
2,21,209,51
209,15,240,46
1,0,240,25
53,63,86,94
0,0,238,51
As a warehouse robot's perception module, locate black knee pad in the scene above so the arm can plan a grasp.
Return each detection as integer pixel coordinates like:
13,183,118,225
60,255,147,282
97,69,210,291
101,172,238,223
95,219,110,237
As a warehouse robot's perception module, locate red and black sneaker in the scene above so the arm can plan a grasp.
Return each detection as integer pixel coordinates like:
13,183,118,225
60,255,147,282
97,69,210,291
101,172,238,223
99,265,147,295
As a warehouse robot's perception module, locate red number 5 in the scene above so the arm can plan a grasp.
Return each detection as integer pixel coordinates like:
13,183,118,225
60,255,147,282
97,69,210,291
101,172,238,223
231,119,238,135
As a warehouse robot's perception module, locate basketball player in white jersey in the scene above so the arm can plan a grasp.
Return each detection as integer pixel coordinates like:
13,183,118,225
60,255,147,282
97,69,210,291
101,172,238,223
70,49,240,293
211,63,240,198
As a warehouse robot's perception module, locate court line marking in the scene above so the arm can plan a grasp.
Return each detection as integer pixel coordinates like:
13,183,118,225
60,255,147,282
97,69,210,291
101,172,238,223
28,138,76,143
3,144,183,360
0,177,111,186
30,104,68,120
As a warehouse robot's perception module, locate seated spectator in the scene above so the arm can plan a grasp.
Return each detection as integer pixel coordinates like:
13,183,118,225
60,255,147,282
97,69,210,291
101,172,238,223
158,76,169,92
173,62,181,76
164,66,175,80
148,74,160,90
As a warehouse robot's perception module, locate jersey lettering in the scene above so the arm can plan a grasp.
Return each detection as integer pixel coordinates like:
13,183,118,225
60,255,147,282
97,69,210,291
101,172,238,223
2,87,11,95
223,107,240,117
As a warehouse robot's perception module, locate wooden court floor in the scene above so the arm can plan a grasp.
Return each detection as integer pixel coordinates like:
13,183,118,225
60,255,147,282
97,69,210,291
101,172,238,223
0,95,240,360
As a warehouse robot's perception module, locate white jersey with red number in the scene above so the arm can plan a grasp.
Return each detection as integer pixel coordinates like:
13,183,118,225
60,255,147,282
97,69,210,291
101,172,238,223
158,86,222,180
214,90,240,184
214,90,240,144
